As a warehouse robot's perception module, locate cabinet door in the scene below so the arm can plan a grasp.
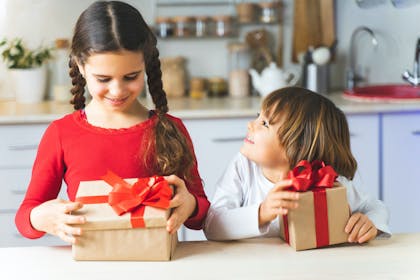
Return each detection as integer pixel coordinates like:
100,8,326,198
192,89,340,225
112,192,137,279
347,114,380,199
382,112,420,233
181,117,252,241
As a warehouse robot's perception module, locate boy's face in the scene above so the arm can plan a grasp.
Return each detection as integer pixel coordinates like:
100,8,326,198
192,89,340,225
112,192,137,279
78,50,145,113
240,110,289,170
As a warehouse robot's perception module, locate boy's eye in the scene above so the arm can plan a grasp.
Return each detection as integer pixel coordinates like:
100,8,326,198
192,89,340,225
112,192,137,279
261,120,269,128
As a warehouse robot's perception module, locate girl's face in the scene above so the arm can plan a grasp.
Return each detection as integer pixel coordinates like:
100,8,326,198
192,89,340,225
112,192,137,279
78,50,145,112
240,110,289,170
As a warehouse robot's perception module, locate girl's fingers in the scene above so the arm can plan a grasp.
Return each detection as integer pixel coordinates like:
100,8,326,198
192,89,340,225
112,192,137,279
166,212,181,234
164,175,186,190
57,230,76,244
65,214,86,225
63,201,83,213
61,223,82,236
169,194,182,208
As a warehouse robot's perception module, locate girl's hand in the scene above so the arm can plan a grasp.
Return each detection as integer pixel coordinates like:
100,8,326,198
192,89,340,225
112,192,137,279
164,175,197,234
30,198,86,244
258,179,299,227
345,212,378,243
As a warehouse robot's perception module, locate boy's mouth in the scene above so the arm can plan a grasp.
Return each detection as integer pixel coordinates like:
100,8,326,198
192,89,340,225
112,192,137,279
244,135,254,144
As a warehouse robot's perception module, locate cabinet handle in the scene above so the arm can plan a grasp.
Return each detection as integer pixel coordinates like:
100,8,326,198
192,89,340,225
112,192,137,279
10,189,26,195
0,209,17,214
212,137,244,143
413,130,420,136
8,144,38,151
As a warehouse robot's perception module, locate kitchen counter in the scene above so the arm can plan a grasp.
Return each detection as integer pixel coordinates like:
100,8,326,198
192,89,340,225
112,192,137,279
0,233,418,279
1,92,420,124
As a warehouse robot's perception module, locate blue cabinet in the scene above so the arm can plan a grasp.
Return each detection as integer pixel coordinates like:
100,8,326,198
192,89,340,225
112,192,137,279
382,112,420,233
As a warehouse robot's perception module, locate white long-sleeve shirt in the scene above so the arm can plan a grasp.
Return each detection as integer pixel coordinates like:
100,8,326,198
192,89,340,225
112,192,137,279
204,153,391,241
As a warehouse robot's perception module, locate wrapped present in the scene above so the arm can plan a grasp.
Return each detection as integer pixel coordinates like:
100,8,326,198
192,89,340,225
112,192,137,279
72,171,177,261
279,160,350,251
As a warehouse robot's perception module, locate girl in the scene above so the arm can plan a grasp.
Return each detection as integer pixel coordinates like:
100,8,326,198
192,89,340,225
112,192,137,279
15,1,209,244
204,87,391,243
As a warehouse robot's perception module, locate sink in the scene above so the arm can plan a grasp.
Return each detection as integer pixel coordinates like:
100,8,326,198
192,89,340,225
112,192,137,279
343,84,420,102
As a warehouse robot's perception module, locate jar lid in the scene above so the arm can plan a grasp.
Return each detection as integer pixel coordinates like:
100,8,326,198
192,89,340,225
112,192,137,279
212,15,233,22
55,39,70,49
155,16,173,24
173,16,193,22
228,42,249,52
259,1,280,8
208,77,226,83
195,16,209,21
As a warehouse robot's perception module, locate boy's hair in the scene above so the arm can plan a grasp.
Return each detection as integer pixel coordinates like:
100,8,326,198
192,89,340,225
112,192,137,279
262,87,357,179
69,1,194,180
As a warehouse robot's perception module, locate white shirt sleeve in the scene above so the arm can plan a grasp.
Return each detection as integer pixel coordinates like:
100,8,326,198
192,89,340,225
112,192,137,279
204,154,269,240
337,176,392,238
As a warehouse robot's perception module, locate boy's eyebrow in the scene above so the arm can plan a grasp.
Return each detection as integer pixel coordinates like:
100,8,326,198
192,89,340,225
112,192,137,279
92,70,142,77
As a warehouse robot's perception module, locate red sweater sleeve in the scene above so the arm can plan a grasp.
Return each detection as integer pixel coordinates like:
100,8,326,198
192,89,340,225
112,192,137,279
169,116,210,230
15,122,65,239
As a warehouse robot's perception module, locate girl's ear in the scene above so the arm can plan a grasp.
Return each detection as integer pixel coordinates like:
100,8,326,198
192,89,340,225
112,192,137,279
75,58,86,78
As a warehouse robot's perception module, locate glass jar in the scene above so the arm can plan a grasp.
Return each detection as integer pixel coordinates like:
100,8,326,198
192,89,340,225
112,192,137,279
228,42,251,98
208,77,227,97
161,56,186,97
211,15,236,37
173,16,194,37
189,77,207,99
155,17,174,38
194,16,209,37
235,2,256,23
52,38,72,103
258,1,281,23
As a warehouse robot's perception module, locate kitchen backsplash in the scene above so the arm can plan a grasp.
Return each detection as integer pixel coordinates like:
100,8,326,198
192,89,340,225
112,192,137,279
0,0,419,99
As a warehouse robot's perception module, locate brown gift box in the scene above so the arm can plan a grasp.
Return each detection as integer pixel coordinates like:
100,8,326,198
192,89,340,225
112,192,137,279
72,178,177,261
279,183,350,251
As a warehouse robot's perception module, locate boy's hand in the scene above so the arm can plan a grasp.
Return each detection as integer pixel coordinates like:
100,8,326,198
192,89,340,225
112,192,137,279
345,212,378,243
258,179,299,227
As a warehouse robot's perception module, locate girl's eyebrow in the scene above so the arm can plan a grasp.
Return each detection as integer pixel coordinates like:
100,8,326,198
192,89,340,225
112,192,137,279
92,70,142,78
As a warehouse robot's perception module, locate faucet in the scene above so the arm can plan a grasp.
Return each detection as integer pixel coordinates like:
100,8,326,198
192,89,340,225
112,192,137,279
402,38,420,86
345,26,378,90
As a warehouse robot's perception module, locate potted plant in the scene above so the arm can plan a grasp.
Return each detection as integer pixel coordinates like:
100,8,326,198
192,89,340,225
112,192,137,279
0,38,52,103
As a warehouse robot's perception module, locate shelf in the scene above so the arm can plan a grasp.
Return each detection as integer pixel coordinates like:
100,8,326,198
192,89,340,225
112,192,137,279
156,0,233,7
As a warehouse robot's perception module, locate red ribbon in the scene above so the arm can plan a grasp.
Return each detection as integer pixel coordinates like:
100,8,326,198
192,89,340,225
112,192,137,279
76,171,172,228
282,160,338,248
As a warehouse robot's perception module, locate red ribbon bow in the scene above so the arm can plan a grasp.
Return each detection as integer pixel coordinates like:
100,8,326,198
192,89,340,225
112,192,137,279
76,171,172,228
283,160,338,248
287,160,338,191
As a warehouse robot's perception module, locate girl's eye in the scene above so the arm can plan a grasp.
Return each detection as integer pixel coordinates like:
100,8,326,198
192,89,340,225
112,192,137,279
124,74,139,81
97,78,111,83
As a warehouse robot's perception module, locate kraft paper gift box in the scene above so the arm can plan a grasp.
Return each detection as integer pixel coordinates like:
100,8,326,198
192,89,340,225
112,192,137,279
279,160,350,251
72,171,177,261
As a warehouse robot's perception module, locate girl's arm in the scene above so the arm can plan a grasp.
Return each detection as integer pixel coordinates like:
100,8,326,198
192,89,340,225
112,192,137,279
15,122,84,242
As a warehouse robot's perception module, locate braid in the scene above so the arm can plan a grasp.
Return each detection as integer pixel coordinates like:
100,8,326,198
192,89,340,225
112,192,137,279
69,56,86,110
144,37,194,181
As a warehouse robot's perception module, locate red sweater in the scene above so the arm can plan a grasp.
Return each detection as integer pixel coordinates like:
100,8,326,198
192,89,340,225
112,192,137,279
15,110,210,239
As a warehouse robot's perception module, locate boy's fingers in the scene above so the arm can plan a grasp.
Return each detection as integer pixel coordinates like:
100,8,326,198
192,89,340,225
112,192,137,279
357,228,376,243
345,213,361,233
273,180,293,191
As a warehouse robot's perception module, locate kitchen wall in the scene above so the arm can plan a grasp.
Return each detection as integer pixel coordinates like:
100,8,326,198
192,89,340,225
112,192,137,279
0,0,419,99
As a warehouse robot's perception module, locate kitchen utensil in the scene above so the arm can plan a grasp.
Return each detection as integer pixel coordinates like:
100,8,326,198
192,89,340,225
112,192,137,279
312,46,331,66
292,0,335,62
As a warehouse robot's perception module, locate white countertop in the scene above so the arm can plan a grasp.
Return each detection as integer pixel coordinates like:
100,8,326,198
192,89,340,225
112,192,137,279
1,92,420,124
0,233,418,280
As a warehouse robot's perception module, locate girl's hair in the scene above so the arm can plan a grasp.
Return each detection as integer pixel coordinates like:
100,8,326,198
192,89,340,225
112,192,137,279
262,87,357,179
69,1,194,179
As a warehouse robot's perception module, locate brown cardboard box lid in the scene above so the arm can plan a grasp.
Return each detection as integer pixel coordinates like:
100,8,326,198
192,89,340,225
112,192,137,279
74,178,169,231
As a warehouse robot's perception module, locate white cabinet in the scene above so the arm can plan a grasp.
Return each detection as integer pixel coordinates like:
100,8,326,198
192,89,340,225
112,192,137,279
181,117,252,241
0,124,65,247
347,114,380,199
382,112,420,233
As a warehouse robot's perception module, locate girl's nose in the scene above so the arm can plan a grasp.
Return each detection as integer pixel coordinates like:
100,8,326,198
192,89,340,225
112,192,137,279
109,80,125,96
